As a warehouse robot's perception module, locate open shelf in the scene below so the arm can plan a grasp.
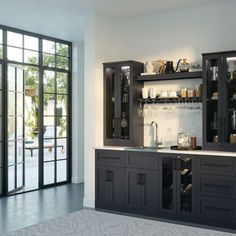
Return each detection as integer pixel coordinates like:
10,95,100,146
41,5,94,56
137,71,202,82
139,97,202,104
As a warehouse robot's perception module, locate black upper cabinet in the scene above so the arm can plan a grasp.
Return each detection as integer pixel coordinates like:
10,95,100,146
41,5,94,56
203,51,236,151
103,61,144,146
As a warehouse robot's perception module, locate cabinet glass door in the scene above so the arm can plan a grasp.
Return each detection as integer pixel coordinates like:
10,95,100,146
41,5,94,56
161,157,175,211
205,57,221,143
104,67,116,139
120,66,130,140
225,56,236,144
178,157,192,214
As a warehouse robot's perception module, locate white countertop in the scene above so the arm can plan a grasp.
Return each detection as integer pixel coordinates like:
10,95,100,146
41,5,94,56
95,146,236,157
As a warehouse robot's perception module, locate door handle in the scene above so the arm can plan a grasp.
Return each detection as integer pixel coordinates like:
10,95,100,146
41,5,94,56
177,156,181,171
138,173,145,185
106,170,113,182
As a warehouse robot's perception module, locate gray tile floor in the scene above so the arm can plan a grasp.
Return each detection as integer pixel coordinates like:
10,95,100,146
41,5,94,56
0,183,84,235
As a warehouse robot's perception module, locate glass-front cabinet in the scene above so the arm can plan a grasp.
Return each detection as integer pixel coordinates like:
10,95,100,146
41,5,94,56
103,61,143,146
160,154,194,216
203,51,236,151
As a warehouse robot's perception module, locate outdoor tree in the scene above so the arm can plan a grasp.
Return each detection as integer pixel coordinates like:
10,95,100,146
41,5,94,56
24,43,69,138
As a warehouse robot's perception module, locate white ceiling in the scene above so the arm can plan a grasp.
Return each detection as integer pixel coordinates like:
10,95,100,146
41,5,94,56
0,0,230,41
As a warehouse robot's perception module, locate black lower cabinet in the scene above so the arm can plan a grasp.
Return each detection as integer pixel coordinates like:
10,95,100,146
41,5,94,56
197,196,236,223
95,149,236,229
96,165,125,208
126,168,158,215
159,154,195,218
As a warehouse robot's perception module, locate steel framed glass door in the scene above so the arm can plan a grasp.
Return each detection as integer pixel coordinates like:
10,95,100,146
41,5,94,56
42,69,69,186
7,65,24,194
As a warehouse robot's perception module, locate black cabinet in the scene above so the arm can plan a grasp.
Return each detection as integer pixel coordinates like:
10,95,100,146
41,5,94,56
95,150,125,208
196,155,236,226
160,153,195,217
203,51,236,151
125,151,159,215
126,168,158,214
95,149,236,229
103,61,144,146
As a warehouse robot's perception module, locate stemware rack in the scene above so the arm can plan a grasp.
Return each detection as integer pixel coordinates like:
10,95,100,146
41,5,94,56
139,97,202,104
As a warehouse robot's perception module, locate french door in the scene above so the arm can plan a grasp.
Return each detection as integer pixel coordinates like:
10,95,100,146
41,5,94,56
7,65,24,194
0,25,72,196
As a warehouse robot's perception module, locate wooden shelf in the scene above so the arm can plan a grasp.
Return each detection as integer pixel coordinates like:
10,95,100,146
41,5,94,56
137,71,202,82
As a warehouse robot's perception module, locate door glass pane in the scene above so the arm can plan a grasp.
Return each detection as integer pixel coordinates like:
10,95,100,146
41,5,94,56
44,144,55,162
56,95,67,116
17,164,23,188
24,35,38,51
226,57,236,143
7,47,23,62
56,43,69,57
56,56,68,70
56,72,68,94
0,29,2,44
162,158,173,210
8,92,15,115
120,66,130,139
44,95,55,116
44,162,55,185
57,160,67,182
56,138,67,160
44,70,55,93
105,67,115,139
8,117,15,140
8,66,15,91
17,68,24,92
24,50,38,64
180,157,192,213
205,58,219,143
8,141,15,166
43,53,55,67
17,117,23,140
43,40,55,54
17,93,23,116
16,140,23,163
0,45,2,59
7,32,23,48
57,117,67,137
8,166,15,192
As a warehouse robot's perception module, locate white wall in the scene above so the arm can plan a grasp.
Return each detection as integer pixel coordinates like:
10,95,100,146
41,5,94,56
72,42,85,183
83,0,236,208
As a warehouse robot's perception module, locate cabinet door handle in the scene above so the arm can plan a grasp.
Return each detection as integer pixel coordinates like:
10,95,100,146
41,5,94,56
138,173,142,185
138,173,145,185
141,174,146,185
106,171,113,182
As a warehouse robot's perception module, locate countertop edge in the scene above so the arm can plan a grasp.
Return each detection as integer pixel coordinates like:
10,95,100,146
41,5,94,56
94,146,236,157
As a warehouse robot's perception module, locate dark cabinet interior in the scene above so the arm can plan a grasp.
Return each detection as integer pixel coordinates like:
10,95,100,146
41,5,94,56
203,51,236,151
103,61,143,146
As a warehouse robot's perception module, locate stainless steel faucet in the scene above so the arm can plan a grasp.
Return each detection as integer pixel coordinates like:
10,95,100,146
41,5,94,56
150,121,162,148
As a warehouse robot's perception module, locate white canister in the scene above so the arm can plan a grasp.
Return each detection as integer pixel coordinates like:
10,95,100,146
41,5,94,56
149,88,157,98
142,88,149,99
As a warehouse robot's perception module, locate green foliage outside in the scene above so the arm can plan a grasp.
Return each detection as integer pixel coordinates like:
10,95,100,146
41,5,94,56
24,43,69,138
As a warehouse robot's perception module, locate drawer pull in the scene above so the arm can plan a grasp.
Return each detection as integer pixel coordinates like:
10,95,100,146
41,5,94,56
204,206,230,212
100,156,120,160
204,184,230,189
202,164,229,168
